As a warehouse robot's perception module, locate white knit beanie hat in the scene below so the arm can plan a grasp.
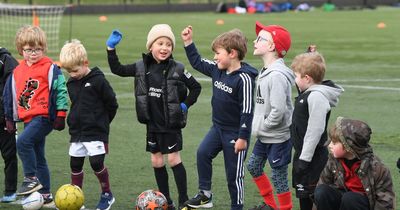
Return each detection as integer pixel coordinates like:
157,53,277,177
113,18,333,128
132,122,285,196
146,24,175,50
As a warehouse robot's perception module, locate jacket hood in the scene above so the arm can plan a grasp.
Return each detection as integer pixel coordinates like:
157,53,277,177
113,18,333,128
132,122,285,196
239,62,258,78
67,67,104,84
333,116,373,159
84,67,104,80
0,47,12,56
306,80,344,107
260,58,294,85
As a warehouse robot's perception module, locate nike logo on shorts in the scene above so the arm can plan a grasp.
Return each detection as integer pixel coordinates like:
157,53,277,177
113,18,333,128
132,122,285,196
272,159,280,163
168,143,177,150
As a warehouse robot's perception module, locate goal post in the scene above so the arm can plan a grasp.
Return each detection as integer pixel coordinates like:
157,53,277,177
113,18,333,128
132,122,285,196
0,3,66,57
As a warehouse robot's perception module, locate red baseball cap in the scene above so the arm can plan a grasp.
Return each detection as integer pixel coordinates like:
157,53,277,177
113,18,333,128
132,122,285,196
255,21,291,58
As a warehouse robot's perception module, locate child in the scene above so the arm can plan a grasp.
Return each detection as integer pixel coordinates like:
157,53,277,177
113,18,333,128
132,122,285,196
290,51,343,210
314,116,395,210
60,39,118,210
181,26,258,210
0,47,19,203
2,25,68,207
106,24,201,210
397,158,400,172
247,22,294,210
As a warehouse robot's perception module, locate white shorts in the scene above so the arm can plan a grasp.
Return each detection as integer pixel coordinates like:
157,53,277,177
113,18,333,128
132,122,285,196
69,141,106,157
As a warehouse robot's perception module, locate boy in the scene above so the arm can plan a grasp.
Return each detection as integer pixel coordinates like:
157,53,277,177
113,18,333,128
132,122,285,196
0,47,19,203
290,52,343,210
106,24,201,210
314,116,395,210
181,26,258,210
3,25,68,207
247,22,294,210
60,39,118,210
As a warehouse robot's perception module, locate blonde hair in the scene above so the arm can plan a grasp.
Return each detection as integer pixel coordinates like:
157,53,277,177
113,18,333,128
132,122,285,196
15,25,47,56
291,52,326,84
211,29,247,61
59,39,87,72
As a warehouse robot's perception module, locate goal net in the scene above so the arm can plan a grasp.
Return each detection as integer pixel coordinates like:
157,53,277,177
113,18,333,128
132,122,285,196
0,3,66,57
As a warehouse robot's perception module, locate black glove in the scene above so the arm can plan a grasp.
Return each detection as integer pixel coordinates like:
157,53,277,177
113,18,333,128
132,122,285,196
5,119,16,134
294,159,310,175
397,158,400,171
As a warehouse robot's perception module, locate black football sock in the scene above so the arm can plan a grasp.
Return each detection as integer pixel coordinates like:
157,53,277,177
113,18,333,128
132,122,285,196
154,166,171,204
299,197,313,210
172,162,188,204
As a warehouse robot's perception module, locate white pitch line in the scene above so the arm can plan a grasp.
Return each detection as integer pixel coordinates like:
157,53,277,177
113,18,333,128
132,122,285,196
341,85,400,91
336,78,400,82
104,72,400,94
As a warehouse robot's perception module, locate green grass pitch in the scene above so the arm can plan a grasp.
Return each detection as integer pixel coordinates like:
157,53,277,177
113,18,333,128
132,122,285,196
0,7,399,209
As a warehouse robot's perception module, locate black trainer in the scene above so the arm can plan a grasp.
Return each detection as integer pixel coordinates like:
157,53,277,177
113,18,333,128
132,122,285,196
17,177,43,195
248,202,275,210
184,191,213,208
42,193,56,208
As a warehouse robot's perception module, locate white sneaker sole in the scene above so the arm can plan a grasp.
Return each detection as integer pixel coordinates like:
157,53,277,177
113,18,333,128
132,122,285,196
17,184,43,196
187,202,213,209
96,197,115,210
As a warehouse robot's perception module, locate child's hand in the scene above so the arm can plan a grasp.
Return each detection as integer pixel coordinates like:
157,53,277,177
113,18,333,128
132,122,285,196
181,25,193,47
180,103,188,113
5,120,16,134
293,159,310,175
53,116,65,131
234,138,247,154
106,30,123,49
307,44,317,53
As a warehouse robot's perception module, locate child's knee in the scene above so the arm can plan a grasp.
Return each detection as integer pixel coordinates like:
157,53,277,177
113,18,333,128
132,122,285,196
151,154,165,168
167,153,181,167
246,155,264,177
89,155,105,172
246,160,260,177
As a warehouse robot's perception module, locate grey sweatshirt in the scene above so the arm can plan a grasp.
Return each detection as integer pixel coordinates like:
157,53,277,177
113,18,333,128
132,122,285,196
251,58,295,143
299,83,344,162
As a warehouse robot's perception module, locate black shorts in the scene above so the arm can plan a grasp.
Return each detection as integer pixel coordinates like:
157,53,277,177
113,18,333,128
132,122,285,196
146,131,182,154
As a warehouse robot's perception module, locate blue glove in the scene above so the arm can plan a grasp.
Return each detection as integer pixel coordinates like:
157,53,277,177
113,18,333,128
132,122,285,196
180,103,188,113
106,30,122,48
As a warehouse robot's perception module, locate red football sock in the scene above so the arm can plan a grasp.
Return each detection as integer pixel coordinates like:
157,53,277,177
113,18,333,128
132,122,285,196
253,173,277,209
277,191,293,210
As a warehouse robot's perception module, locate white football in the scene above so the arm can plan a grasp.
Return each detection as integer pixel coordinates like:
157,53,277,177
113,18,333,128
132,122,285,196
22,191,44,210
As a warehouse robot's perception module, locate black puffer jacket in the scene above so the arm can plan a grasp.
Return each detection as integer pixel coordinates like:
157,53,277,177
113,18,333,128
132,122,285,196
0,48,18,124
135,53,190,128
107,50,201,130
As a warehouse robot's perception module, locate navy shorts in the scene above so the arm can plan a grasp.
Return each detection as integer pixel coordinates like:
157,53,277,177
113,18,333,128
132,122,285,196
146,131,182,154
251,139,292,168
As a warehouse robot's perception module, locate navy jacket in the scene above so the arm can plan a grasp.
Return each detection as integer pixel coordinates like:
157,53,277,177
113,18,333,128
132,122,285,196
184,43,258,140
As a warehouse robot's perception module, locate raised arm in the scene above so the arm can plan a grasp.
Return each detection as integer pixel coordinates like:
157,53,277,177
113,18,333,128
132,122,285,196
106,30,137,77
